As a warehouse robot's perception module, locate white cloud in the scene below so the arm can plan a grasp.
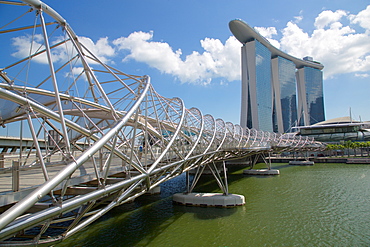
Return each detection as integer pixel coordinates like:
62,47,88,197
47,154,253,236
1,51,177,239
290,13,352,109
314,10,348,29
78,36,116,64
294,14,303,23
254,26,280,49
200,37,241,81
349,5,370,30
99,3,370,85
64,66,87,81
254,27,277,39
11,34,116,66
355,73,370,78
113,31,183,76
12,34,49,64
113,31,240,85
11,5,370,86
280,5,370,79
11,31,241,86
111,5,370,84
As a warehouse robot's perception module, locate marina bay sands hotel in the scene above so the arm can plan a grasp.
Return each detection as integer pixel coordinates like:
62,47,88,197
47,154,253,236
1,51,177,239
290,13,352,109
229,19,325,133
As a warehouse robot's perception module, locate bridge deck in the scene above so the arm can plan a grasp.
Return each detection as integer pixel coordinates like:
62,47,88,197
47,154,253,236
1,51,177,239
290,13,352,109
0,147,265,209
0,154,130,208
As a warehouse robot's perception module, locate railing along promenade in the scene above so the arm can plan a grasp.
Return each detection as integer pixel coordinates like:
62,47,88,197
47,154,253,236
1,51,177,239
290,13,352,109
0,1,325,245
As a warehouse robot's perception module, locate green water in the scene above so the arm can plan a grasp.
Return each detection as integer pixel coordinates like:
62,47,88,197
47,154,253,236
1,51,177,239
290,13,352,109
58,163,370,246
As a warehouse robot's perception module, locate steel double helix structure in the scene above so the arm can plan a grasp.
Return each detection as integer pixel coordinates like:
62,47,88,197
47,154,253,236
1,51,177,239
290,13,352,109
0,0,325,245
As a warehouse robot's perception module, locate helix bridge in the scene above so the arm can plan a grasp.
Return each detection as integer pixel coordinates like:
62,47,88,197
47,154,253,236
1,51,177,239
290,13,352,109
0,0,325,245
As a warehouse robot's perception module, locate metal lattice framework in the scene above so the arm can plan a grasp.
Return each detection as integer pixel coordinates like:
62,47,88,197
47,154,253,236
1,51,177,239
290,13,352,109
0,1,325,245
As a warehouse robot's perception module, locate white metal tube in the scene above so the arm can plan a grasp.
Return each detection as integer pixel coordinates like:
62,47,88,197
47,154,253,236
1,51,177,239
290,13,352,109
0,87,147,174
39,10,71,154
0,77,150,230
26,111,49,181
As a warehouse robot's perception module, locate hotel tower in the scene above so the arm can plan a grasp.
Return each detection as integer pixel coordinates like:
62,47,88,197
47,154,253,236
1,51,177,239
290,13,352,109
229,19,325,133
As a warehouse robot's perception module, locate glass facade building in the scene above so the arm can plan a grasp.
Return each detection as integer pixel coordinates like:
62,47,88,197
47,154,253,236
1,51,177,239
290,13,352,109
231,19,325,133
255,41,273,132
296,66,325,126
272,56,298,133
304,67,325,125
241,40,274,133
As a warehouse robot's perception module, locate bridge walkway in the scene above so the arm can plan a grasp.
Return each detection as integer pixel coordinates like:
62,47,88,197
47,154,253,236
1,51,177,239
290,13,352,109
0,147,268,209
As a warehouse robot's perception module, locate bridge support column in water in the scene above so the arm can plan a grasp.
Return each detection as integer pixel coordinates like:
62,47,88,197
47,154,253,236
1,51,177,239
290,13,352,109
173,161,245,207
243,152,280,175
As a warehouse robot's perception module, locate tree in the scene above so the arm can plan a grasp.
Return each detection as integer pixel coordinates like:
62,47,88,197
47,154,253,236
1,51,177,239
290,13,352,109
343,141,353,157
325,144,337,157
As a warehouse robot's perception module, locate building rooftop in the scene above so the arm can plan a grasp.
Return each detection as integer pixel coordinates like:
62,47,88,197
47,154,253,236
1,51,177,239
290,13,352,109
293,116,370,142
229,19,324,70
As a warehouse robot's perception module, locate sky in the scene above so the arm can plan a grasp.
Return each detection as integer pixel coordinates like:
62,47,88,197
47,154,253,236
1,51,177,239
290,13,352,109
1,0,370,126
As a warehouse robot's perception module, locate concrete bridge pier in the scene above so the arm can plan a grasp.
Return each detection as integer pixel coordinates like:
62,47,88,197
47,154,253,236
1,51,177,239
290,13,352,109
243,152,280,175
173,161,245,207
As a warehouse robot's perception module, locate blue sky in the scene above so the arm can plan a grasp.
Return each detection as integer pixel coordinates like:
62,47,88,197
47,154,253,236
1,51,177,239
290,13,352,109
1,0,370,126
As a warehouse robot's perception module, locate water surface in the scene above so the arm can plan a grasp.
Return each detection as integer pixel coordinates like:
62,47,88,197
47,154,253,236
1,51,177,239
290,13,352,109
58,163,370,246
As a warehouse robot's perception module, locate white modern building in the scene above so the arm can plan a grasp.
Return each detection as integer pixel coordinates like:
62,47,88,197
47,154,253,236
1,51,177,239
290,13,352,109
229,19,325,133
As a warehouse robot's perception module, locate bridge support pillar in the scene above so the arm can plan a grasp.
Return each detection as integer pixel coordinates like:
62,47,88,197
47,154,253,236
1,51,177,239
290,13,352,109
174,161,245,207
146,186,161,195
243,152,280,175
173,192,245,207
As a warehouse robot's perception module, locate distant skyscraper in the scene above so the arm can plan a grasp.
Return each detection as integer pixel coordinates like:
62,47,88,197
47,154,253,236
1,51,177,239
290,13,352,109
241,40,273,132
272,56,297,133
296,65,325,125
230,19,325,133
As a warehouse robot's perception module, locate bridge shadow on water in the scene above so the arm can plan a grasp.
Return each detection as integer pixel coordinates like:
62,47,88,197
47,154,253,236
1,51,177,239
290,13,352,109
56,175,188,247
56,163,289,247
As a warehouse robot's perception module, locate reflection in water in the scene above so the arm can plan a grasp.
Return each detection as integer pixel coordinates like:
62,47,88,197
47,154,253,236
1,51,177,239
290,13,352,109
58,164,370,246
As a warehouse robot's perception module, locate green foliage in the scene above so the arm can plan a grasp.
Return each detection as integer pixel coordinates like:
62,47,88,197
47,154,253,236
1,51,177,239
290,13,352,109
325,140,370,157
